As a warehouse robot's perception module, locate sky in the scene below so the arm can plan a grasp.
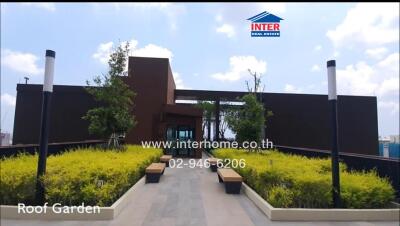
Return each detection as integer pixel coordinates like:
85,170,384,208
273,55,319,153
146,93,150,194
1,3,399,138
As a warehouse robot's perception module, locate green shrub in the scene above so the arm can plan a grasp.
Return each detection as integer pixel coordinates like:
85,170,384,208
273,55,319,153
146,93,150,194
266,186,294,208
214,149,395,208
340,170,395,209
0,145,162,206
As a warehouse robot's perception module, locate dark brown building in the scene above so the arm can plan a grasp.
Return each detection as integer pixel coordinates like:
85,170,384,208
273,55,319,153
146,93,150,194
122,57,202,158
12,57,379,156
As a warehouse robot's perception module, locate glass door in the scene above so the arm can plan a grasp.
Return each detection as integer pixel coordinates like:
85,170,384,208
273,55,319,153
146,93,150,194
166,125,195,157
165,127,176,156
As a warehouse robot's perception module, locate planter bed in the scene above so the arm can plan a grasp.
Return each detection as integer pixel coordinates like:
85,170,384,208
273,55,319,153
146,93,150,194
242,182,399,221
0,177,145,220
0,145,162,220
212,149,400,221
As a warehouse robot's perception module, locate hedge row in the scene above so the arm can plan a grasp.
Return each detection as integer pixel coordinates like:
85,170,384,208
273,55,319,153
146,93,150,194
213,149,395,209
0,145,162,206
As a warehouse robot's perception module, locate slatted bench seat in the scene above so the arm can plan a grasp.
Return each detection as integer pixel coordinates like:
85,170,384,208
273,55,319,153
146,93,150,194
217,168,243,194
160,155,173,167
208,158,220,172
145,163,166,183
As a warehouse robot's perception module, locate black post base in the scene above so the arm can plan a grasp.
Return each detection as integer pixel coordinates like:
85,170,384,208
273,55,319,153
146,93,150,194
329,99,341,208
35,91,52,205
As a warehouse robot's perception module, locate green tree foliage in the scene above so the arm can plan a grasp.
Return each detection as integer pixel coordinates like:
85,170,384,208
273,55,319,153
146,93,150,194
225,94,265,145
225,69,273,145
83,42,136,145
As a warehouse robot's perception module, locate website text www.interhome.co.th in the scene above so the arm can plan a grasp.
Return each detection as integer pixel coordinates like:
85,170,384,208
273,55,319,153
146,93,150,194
141,139,274,149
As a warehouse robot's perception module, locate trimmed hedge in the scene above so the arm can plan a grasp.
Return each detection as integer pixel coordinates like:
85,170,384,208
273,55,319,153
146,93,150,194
213,149,395,209
0,145,162,206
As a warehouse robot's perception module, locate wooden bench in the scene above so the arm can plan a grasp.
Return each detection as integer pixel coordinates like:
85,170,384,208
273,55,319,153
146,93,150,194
208,158,220,172
160,155,173,167
145,163,166,183
217,168,243,194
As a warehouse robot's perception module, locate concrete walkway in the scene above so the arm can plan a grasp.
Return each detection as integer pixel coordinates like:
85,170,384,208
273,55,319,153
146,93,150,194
1,154,398,226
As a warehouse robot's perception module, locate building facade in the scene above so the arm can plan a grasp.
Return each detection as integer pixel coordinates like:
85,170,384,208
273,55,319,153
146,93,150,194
12,57,379,156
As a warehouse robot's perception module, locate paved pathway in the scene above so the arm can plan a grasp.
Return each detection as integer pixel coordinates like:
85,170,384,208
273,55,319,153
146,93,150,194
1,154,398,226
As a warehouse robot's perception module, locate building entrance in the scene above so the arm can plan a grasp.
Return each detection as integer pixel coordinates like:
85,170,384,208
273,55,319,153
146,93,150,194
165,125,195,157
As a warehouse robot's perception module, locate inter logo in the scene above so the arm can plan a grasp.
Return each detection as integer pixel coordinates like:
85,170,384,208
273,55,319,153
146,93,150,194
247,11,284,37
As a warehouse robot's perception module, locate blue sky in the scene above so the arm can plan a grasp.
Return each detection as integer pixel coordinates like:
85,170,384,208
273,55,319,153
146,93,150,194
1,3,399,138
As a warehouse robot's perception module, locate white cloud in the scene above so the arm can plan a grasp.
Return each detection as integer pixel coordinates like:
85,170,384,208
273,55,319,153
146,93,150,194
1,93,16,107
284,84,303,93
327,3,399,47
285,52,399,116
376,77,400,97
21,3,56,11
215,14,223,22
322,54,398,98
337,53,399,98
365,47,388,60
213,3,286,39
173,72,190,89
258,3,287,14
336,53,399,113
93,39,173,65
93,39,185,89
113,3,171,9
379,101,399,115
337,62,378,96
1,49,43,75
311,64,321,72
378,53,399,71
133,44,173,60
214,14,236,39
333,51,340,58
314,45,322,51
110,3,185,31
216,3,286,21
92,42,114,65
211,56,267,82
216,24,236,38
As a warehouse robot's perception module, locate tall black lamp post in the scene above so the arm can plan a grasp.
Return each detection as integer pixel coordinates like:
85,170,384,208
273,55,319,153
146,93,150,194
327,60,341,208
35,50,55,204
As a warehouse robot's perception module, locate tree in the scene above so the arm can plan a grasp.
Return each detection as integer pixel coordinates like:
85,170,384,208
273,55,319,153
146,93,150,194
82,42,136,148
246,69,265,95
196,101,232,140
225,69,274,149
246,69,273,140
219,109,229,140
196,101,215,140
225,94,265,146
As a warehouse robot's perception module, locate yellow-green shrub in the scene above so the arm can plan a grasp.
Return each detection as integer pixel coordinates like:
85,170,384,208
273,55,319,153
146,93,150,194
266,186,294,208
0,145,162,206
213,149,395,209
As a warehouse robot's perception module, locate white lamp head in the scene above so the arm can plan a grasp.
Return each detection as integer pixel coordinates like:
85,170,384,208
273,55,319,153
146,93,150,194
327,60,337,100
43,50,55,92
